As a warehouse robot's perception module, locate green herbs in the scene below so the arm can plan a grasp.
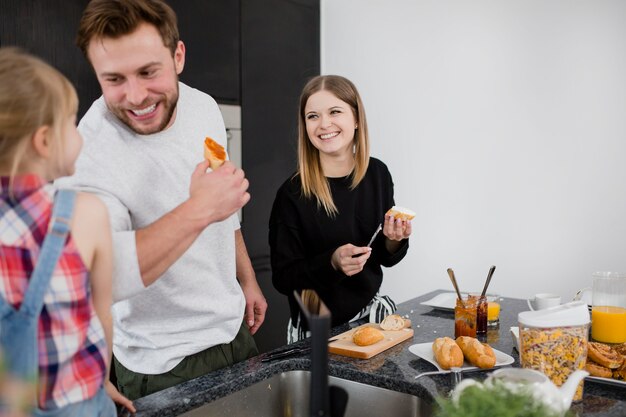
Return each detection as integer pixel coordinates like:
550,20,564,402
434,381,573,417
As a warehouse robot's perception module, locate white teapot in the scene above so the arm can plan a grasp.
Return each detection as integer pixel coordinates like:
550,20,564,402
452,368,588,416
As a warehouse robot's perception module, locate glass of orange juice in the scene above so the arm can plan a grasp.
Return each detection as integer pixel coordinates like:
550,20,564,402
486,294,501,327
591,272,626,344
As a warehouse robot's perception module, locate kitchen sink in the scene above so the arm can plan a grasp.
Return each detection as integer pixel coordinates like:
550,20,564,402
178,370,432,417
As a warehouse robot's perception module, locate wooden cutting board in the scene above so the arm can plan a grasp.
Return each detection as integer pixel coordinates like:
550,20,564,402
328,322,414,359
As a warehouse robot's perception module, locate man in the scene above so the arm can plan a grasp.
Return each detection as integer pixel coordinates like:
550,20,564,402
58,0,267,400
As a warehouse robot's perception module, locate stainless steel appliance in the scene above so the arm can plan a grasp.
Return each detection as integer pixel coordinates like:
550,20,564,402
218,104,242,220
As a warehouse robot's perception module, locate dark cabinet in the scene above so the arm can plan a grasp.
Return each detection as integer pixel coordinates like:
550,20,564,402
1,0,241,113
240,0,320,352
173,0,240,104
0,0,100,118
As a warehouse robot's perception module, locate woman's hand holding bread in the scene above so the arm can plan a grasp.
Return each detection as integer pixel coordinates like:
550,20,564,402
455,336,497,369
384,207,413,240
385,206,415,221
432,337,464,370
383,206,413,254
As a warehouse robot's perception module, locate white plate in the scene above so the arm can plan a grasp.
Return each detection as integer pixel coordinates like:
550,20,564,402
420,292,464,311
420,292,499,311
587,376,626,387
408,342,514,372
511,327,626,387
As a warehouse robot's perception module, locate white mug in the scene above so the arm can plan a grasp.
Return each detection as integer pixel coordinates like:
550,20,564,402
527,293,561,311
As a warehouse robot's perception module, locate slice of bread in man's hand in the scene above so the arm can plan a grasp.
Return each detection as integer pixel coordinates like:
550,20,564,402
204,136,226,170
385,206,415,221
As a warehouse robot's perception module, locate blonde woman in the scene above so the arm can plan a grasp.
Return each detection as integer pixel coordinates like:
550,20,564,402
270,75,412,343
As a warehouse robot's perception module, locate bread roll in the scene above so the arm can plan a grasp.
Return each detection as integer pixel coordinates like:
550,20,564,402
455,336,496,369
380,314,407,331
352,327,384,346
204,136,226,170
385,206,415,221
432,337,464,370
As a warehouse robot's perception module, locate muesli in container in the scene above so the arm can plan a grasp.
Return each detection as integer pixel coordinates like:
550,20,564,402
518,301,590,402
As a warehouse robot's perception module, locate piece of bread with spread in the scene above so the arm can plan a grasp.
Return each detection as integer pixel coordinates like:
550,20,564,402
204,136,226,170
588,341,624,369
352,327,385,346
585,342,626,380
455,336,497,369
585,360,613,378
385,206,415,221
613,360,626,380
432,337,464,370
613,343,626,380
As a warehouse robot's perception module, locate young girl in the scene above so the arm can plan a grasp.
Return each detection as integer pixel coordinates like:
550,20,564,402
269,75,413,343
0,48,133,415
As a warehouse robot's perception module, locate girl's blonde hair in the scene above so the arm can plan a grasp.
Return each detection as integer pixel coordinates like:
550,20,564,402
297,75,370,217
0,47,78,188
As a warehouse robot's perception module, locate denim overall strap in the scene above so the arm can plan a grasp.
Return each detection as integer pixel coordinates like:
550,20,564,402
0,189,76,380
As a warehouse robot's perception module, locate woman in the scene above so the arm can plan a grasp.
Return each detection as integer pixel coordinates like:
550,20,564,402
269,75,412,343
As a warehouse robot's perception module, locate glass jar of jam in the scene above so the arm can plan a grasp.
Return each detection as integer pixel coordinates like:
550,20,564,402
476,295,487,336
454,294,487,338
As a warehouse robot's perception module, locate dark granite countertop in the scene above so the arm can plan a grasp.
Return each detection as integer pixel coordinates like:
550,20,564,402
121,290,626,416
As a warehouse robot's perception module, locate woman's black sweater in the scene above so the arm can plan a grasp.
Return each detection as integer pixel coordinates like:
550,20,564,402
269,157,409,327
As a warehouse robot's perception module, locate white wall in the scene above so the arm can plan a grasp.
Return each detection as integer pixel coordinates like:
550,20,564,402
321,0,626,303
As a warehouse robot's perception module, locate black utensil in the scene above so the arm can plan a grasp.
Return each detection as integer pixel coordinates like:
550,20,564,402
261,346,311,362
480,265,496,298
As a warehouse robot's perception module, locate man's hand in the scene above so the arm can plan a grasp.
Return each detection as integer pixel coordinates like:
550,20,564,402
105,380,135,414
136,161,250,286
241,281,267,335
188,160,250,227
331,244,371,276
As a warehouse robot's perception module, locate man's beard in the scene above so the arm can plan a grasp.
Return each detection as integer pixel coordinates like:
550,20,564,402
111,88,179,135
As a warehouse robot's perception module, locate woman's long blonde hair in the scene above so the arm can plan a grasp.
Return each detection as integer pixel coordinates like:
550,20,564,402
0,47,78,190
297,75,370,216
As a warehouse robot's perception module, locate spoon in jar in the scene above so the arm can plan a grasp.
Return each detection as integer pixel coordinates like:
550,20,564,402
480,265,496,298
447,268,465,308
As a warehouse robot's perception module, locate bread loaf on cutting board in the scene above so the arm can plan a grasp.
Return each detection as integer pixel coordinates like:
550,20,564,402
353,327,385,346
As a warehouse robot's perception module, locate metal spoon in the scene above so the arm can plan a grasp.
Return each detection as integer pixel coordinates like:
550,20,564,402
480,265,496,298
447,268,465,308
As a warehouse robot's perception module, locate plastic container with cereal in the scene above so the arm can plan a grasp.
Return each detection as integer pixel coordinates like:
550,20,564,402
518,301,590,402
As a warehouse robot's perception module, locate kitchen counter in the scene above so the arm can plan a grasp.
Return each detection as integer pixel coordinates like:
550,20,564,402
121,290,626,416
